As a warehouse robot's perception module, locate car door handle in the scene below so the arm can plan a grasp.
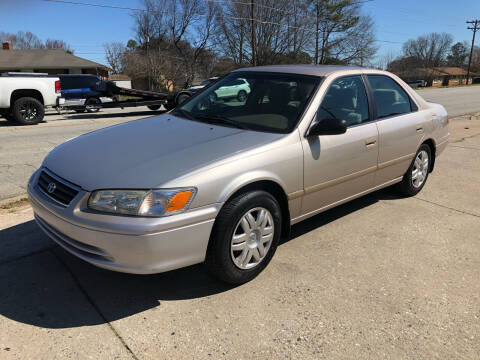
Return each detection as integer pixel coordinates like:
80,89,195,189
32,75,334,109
365,138,377,147
416,126,424,133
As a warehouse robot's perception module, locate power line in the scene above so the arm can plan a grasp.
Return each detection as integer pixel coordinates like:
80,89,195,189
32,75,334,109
43,0,405,47
42,0,144,11
466,20,479,84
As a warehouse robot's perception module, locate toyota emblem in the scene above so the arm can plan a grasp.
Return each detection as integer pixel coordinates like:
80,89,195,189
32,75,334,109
47,182,57,194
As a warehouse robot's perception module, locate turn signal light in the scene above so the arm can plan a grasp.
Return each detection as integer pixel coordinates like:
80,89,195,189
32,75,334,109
166,191,193,212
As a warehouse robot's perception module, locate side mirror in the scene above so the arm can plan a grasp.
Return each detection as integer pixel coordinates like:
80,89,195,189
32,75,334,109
307,117,347,137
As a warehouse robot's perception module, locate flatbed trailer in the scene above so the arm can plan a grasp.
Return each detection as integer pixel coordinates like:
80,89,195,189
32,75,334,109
61,80,193,112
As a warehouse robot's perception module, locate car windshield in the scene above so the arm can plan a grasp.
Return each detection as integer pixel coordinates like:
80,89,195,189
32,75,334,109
175,72,321,133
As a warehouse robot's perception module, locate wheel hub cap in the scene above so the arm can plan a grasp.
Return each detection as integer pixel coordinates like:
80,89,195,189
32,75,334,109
412,150,429,188
231,207,274,270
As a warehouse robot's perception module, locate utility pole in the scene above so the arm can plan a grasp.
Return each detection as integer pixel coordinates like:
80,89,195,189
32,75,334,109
251,0,257,66
466,20,479,85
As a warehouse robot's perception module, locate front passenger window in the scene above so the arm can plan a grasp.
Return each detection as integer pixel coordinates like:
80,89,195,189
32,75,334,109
318,75,369,126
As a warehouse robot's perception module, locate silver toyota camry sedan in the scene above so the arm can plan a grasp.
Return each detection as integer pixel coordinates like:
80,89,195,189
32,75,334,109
28,65,449,284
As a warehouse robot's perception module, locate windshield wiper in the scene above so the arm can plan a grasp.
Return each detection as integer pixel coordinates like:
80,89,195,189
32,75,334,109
194,114,249,130
173,108,196,120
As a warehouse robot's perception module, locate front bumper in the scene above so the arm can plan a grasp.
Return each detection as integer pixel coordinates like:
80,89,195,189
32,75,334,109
28,170,219,274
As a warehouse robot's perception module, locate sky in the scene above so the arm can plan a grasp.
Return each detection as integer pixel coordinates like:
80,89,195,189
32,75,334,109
1,0,480,66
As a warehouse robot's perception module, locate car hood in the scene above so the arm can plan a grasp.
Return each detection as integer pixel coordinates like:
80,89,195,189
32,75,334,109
43,114,283,191
187,85,204,91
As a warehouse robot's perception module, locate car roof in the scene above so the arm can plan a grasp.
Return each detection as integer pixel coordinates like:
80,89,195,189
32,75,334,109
233,64,369,77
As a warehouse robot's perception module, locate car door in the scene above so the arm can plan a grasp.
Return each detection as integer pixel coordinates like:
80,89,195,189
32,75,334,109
365,74,429,186
300,74,379,216
216,79,236,98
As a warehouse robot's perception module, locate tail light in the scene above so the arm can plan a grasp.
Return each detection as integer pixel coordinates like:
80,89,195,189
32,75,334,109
446,115,449,124
55,80,61,93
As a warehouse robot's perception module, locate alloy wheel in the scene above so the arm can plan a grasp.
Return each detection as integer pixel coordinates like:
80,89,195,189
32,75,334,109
19,101,38,121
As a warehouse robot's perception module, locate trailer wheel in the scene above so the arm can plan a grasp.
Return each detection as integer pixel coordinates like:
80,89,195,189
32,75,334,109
176,93,191,106
12,97,44,125
164,102,175,111
148,105,161,111
85,97,101,113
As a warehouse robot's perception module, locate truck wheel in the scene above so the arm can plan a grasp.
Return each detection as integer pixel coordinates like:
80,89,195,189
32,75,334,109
85,97,101,113
12,97,44,125
148,105,161,111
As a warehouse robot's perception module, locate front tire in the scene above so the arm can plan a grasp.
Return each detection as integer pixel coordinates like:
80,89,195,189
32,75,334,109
205,190,282,284
237,90,247,102
12,97,44,125
397,144,432,196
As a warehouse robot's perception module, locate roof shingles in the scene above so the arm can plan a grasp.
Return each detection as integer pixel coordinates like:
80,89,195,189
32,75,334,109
0,49,107,70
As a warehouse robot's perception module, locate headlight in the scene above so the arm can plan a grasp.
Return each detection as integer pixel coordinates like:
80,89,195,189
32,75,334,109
88,188,196,217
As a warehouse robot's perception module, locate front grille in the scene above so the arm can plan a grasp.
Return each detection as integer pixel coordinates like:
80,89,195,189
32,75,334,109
37,170,79,206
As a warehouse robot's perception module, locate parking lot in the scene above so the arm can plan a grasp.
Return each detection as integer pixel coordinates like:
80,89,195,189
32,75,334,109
0,87,479,358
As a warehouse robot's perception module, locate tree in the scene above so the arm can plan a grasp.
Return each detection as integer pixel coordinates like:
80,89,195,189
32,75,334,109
45,39,73,53
309,0,377,65
447,42,469,67
104,42,126,74
0,31,72,52
403,32,453,68
127,39,138,50
130,0,218,89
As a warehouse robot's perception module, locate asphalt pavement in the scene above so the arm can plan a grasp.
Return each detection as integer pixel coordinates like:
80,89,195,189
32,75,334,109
419,85,480,117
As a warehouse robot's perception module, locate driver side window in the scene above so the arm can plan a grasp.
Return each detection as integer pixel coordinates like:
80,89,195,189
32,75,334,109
318,75,370,126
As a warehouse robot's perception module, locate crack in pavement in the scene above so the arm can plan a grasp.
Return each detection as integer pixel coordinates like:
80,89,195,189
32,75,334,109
412,197,480,218
50,249,140,360
448,145,480,151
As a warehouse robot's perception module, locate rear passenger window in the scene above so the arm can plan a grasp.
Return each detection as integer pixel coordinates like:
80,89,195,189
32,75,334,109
318,75,369,126
367,75,413,118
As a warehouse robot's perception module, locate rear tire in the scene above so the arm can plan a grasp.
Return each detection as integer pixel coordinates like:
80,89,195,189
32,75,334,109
148,105,161,111
12,97,44,125
397,144,432,196
205,190,281,284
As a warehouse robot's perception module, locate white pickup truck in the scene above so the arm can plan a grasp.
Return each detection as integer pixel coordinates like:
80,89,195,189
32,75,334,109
0,73,64,125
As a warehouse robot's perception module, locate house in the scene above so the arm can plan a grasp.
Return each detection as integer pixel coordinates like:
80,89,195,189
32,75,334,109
108,74,132,89
395,66,475,86
0,42,109,77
